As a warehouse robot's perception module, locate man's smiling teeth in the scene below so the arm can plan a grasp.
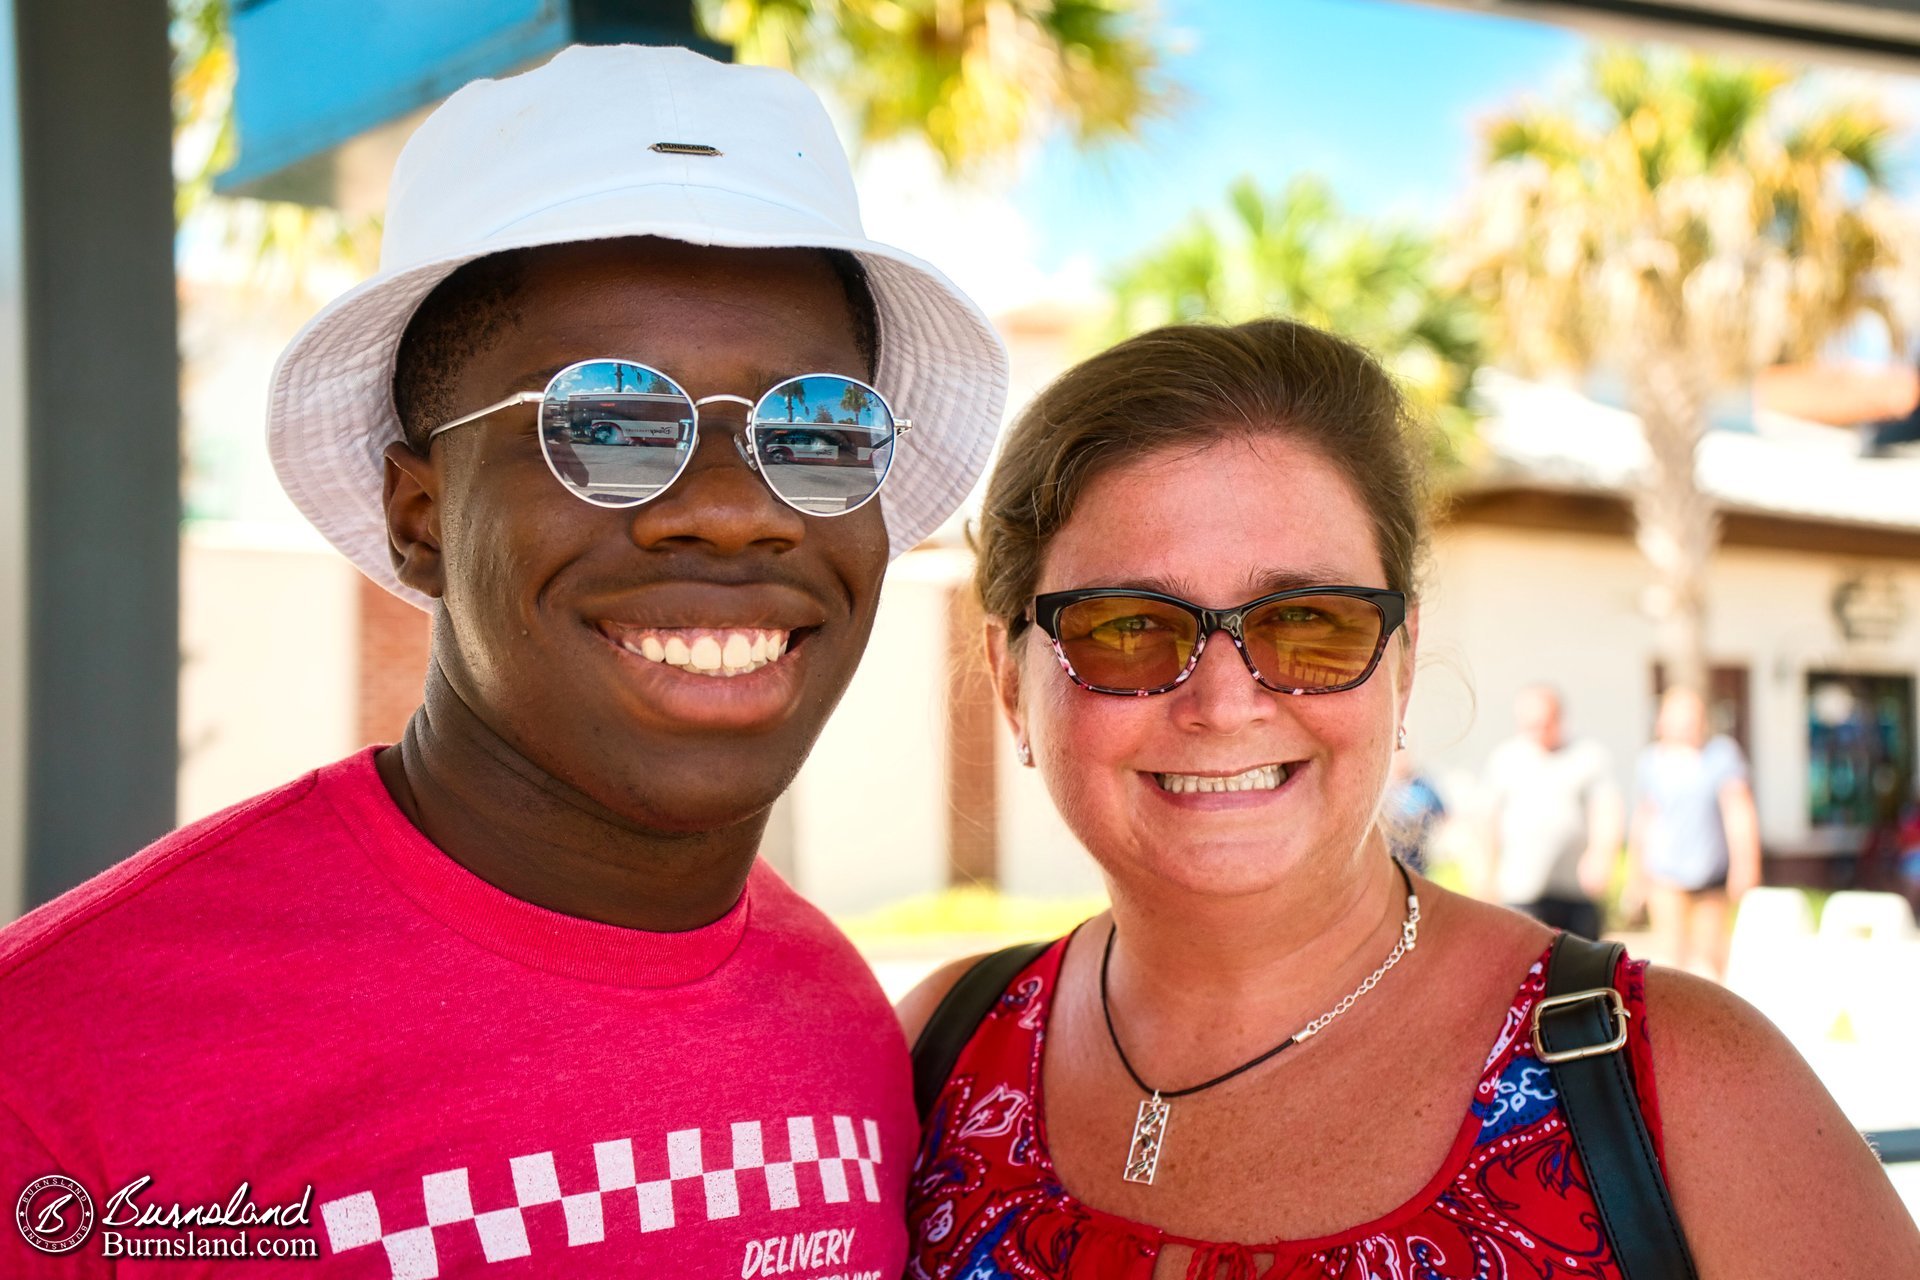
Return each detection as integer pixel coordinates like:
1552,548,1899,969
1155,764,1289,794
612,627,789,677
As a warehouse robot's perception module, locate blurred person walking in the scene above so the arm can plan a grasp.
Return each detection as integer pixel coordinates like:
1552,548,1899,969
1629,686,1762,981
1382,750,1446,873
1482,684,1621,940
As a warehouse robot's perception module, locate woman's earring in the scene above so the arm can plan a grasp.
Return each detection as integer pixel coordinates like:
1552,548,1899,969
1396,725,1407,751
1016,740,1034,767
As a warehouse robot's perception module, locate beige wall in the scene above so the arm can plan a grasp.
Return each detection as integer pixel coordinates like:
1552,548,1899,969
787,546,1106,910
786,549,959,915
1407,527,1648,804
174,517,1920,905
996,727,1103,900
177,524,360,824
1407,524,1920,852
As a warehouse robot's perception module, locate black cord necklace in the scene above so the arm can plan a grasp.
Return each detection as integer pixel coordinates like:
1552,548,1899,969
1100,858,1419,1185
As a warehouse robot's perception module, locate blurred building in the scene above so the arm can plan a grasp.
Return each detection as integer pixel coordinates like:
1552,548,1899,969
1412,373,1920,885
30,0,1920,918
179,289,1920,907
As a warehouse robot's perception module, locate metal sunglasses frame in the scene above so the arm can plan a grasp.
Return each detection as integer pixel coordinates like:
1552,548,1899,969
424,358,912,517
1028,585,1408,697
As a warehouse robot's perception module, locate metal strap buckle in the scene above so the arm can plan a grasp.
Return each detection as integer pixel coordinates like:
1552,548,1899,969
1531,986,1631,1063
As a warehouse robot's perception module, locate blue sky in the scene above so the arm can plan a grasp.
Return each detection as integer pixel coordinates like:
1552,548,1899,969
1010,0,1920,278
1014,0,1586,272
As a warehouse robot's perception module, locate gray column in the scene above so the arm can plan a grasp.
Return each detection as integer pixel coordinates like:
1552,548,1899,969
0,1,24,921
14,0,179,907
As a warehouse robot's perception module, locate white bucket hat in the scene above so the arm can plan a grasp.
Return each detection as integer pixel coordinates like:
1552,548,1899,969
268,44,1009,610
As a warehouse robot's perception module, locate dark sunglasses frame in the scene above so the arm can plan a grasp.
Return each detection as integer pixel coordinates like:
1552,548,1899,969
1027,585,1408,696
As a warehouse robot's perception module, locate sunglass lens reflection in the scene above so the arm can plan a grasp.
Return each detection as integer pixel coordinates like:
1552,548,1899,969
1055,597,1198,691
538,360,696,505
752,377,895,515
1241,594,1385,690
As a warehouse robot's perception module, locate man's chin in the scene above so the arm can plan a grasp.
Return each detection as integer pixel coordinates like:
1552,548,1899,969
576,769,797,842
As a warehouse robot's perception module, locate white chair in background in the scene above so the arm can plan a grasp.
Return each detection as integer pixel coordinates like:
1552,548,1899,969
1726,887,1825,1046
1811,892,1920,1056
1818,891,1918,943
1732,886,1819,949
1840,937,1920,1058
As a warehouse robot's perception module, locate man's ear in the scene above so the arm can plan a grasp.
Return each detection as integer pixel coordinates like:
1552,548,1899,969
984,617,1027,755
383,440,446,599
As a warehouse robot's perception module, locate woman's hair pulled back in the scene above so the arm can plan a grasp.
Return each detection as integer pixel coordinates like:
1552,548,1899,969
973,317,1432,628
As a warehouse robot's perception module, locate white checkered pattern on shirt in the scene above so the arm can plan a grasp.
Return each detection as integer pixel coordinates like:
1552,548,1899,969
319,1115,884,1279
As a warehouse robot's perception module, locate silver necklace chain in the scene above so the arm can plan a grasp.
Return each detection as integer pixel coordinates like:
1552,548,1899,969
1113,859,1421,1186
1295,877,1421,1042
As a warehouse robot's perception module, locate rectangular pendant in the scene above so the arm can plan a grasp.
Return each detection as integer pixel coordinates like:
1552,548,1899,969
1122,1093,1170,1185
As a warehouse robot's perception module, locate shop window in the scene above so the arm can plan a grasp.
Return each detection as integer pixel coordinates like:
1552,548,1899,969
1807,672,1916,830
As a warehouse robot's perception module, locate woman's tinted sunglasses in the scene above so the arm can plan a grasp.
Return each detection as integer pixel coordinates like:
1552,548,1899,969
1027,586,1407,696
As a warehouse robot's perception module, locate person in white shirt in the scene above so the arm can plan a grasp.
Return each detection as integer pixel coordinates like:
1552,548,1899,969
1482,685,1622,940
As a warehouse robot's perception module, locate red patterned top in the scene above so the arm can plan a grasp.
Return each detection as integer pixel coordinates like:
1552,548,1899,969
907,938,1664,1280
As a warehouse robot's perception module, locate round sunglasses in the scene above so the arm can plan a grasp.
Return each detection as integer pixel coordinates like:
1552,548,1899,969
1028,586,1407,696
425,359,910,517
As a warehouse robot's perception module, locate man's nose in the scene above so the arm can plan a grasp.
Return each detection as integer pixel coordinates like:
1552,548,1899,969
625,413,805,554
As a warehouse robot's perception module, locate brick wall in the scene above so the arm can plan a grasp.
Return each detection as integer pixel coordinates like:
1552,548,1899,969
356,577,431,747
945,583,999,887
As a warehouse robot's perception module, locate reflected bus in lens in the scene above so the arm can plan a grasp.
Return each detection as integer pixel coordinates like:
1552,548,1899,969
753,376,892,467
540,362,695,502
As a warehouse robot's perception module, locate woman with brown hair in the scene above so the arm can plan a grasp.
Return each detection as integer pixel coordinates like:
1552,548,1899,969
899,319,1917,1278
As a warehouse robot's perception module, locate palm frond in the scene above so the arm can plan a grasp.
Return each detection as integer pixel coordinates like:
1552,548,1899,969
1680,57,1784,163
1484,113,1587,169
701,0,1173,174
1107,176,1485,474
1460,46,1903,384
1786,104,1895,188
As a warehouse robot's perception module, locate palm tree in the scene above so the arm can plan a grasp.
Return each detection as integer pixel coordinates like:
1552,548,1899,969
696,0,1170,174
781,380,809,424
1455,48,1905,695
1108,175,1484,464
839,381,871,421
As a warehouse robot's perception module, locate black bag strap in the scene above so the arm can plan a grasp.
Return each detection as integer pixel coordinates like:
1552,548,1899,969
911,939,1054,1122
1536,932,1699,1280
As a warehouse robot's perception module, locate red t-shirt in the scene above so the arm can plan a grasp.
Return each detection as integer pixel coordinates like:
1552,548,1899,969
0,750,914,1277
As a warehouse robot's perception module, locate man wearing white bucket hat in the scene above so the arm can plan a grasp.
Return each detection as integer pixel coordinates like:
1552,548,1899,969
0,46,1006,1276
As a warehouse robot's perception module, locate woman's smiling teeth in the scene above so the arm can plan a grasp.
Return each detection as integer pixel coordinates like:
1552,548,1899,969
606,626,790,677
1155,763,1290,794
